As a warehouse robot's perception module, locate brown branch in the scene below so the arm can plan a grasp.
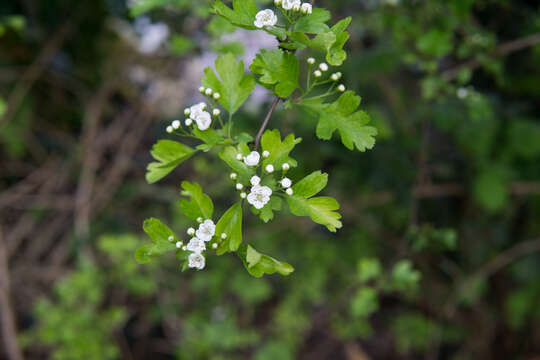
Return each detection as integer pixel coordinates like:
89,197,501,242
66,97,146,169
441,32,540,81
254,97,281,150
0,226,24,360
0,18,76,130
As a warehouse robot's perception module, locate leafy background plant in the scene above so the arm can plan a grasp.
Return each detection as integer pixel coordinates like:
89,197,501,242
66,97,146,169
1,0,540,359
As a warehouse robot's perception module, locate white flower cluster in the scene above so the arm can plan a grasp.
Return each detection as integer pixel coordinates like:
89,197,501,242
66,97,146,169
173,219,225,271
231,149,295,209
275,0,312,14
307,58,346,93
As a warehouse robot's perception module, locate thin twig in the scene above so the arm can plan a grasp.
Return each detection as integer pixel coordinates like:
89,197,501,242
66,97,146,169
0,226,24,360
441,32,540,81
254,97,281,150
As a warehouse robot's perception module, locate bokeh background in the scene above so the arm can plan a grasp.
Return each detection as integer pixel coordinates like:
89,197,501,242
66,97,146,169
1,0,540,359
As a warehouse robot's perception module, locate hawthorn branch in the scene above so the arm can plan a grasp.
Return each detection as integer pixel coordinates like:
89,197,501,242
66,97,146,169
254,97,281,150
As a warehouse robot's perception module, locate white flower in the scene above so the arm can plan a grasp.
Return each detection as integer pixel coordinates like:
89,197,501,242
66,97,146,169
185,118,193,126
205,88,213,96
262,150,270,158
314,70,322,78
281,177,292,188
457,87,468,99
236,183,244,190
236,153,244,161
286,188,294,196
265,164,274,173
176,241,183,248
307,57,316,65
172,120,181,129
188,252,205,270
247,185,272,209
213,92,221,100
230,173,238,180
282,163,290,171
187,227,195,236
337,84,346,92
301,3,312,14
166,126,173,133
196,219,215,242
221,233,227,239
187,237,206,253
244,151,260,166
190,102,207,119
240,192,247,199
195,111,212,130
250,175,261,186
282,0,300,10
184,108,191,116
319,63,329,72
254,9,278,28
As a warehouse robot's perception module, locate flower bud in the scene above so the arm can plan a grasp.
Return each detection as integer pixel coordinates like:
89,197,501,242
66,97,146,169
314,70,322,78
274,0,282,5
282,163,290,171
262,150,270,158
307,57,316,65
213,92,221,100
166,126,173,133
281,177,292,188
197,217,203,223
168,235,174,242
293,4,300,11
182,245,187,251
286,188,294,196
176,241,183,248
319,63,329,72
205,88,213,96
250,175,261,186
338,84,346,92
187,227,195,236
240,192,247,199
185,118,193,126
236,183,244,190
212,243,218,249
331,73,339,81
198,86,206,93
265,164,274,173
184,108,191,116
230,173,237,180
172,120,181,129
213,109,221,117
236,153,244,161
221,233,227,239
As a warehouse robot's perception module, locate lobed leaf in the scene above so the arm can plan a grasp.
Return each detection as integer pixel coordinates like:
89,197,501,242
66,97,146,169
146,140,196,184
212,0,258,30
250,49,300,98
178,181,214,220
260,129,302,169
136,218,177,264
215,202,243,255
237,244,294,278
201,53,256,114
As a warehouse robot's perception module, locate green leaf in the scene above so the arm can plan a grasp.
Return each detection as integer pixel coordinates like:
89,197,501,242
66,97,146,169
146,140,196,184
136,218,177,264
201,53,256,114
290,17,351,66
215,202,243,255
293,8,331,34
237,244,294,278
219,144,256,183
212,0,258,30
298,91,377,152
350,287,379,318
258,196,282,223
290,170,327,198
260,129,302,169
286,171,342,232
193,128,225,150
178,181,214,220
250,49,300,98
